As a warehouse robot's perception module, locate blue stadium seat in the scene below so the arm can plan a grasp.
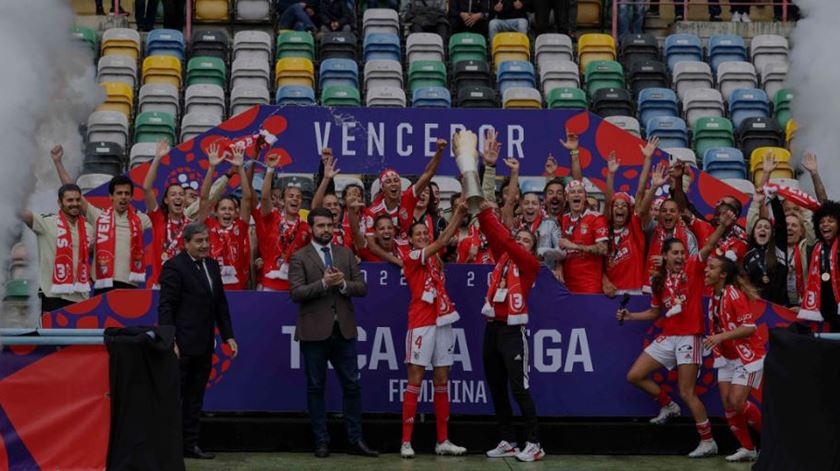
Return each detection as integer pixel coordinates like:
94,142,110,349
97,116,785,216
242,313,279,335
646,116,688,148
496,61,536,95
703,147,747,180
319,59,359,91
708,34,747,75
412,87,451,108
363,33,401,62
275,86,316,106
728,88,770,128
146,29,186,61
664,33,703,73
638,88,679,132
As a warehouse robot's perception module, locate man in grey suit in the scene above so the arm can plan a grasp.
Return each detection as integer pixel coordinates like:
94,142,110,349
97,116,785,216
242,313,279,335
288,207,378,459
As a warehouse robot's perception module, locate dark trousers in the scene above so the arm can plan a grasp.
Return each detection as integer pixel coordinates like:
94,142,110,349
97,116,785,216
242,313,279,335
93,280,137,297
300,322,363,445
731,0,751,14
135,0,160,30
534,0,577,35
163,0,185,30
483,321,539,444
449,17,489,37
39,292,75,313
179,351,212,450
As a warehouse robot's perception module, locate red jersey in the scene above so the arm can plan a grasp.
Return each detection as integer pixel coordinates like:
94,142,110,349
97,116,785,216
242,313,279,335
358,241,406,262
560,210,609,293
650,254,706,336
255,208,311,290
691,218,749,260
607,214,646,291
456,224,494,264
709,285,765,369
402,248,456,329
206,217,250,289
148,207,189,286
335,209,369,252
365,186,420,243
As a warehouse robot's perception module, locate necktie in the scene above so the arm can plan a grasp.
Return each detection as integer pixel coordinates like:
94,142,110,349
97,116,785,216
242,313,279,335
321,246,333,269
196,260,212,293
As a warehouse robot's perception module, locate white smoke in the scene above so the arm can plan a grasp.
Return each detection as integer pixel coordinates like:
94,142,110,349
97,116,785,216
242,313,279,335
789,0,840,199
0,1,102,320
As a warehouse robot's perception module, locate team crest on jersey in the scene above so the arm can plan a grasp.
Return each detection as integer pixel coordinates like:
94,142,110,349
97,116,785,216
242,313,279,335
580,224,588,235
400,209,408,220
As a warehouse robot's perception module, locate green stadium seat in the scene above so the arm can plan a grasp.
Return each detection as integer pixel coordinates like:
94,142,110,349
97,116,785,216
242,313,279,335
71,26,98,56
4,279,29,300
691,116,735,166
449,33,488,66
134,111,177,144
773,88,794,129
187,56,227,88
547,87,588,109
585,60,625,99
408,60,447,94
321,85,361,107
276,31,315,60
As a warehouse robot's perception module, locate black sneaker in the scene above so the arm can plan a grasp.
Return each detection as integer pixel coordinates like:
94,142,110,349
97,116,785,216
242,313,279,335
96,6,106,15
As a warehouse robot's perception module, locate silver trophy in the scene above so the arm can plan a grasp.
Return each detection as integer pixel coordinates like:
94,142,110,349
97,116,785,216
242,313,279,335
452,130,482,214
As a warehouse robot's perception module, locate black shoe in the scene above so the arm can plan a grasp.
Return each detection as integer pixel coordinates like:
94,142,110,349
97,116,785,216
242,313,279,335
314,443,330,458
184,445,215,459
96,6,106,15
109,6,128,15
349,440,379,457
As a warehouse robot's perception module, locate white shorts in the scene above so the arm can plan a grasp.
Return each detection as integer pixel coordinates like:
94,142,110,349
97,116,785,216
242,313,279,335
405,325,455,367
716,358,764,389
644,335,703,370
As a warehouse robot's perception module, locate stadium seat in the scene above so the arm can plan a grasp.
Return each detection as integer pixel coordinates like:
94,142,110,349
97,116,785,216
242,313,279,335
408,60,447,94
535,34,574,71
129,142,156,168
139,83,180,117
449,33,488,65
728,88,770,128
101,28,141,60
334,175,365,199
431,176,462,209
456,86,497,108
142,55,182,88
577,33,616,73
195,0,230,21
192,29,229,61
761,62,788,100
231,57,271,90
363,33,401,62
577,0,602,26
708,34,747,74
322,85,362,107
750,35,789,77
84,141,124,176
366,86,407,107
592,88,635,118
584,60,625,99
364,60,403,92
77,174,114,193
724,178,756,197
134,111,177,144
275,85,317,106
97,55,137,89
703,147,746,179
276,31,315,61
96,82,134,119
738,117,783,161
683,88,725,128
605,116,642,138
412,87,451,108
363,8,400,37
146,29,186,61
638,88,679,131
275,57,314,89
321,32,358,61
773,88,794,128
187,56,227,87
664,33,703,73
233,30,272,62
546,87,588,109
646,116,689,148
663,147,698,167
454,60,493,91
180,112,222,142
185,84,227,119
492,32,530,71
672,61,713,102
502,87,542,109
319,58,359,90
619,33,660,70
628,60,668,98
407,33,445,64
750,146,793,182
71,26,98,56
497,61,536,95
785,119,797,150
540,60,580,98
231,84,270,116
236,0,271,21
717,61,758,102
87,111,129,149
692,116,735,163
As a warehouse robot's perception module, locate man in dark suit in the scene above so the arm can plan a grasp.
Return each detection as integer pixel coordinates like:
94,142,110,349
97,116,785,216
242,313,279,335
289,207,378,458
158,222,238,460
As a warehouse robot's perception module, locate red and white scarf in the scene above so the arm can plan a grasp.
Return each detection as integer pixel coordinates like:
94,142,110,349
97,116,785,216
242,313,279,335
51,212,90,295
209,219,243,285
645,221,690,291
162,215,190,263
764,182,821,212
94,206,145,289
661,269,688,317
482,254,528,325
265,214,303,280
423,254,459,326
799,238,840,321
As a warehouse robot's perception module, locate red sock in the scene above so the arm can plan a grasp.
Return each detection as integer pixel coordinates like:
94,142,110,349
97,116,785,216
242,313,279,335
402,383,420,443
695,419,713,441
433,384,449,444
656,388,672,407
742,401,762,431
725,410,754,450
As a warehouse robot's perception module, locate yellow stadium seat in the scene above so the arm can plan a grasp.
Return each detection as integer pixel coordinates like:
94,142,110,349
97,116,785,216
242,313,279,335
492,32,530,57
96,82,134,120
142,56,183,88
195,0,231,21
577,0,602,27
275,57,315,89
785,119,797,148
750,147,793,183
101,28,141,61
577,33,616,72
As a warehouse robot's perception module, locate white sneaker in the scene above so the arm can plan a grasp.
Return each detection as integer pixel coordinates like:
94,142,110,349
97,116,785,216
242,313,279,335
726,447,758,462
515,442,546,462
400,442,415,459
435,440,467,456
688,439,718,458
650,401,681,425
486,440,519,458
741,13,752,23
731,11,742,22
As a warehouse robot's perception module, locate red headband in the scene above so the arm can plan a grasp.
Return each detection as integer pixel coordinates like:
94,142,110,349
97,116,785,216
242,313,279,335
611,192,635,206
379,168,399,187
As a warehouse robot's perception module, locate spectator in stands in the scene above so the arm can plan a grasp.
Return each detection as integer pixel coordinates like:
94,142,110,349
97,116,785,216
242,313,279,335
786,210,810,308
731,0,752,22
95,0,125,15
318,0,355,37
134,0,159,31
50,145,152,295
276,0,319,32
369,0,399,10
619,0,648,36
487,0,530,43
534,0,576,37
162,0,186,29
798,199,840,332
744,191,789,306
675,0,721,21
401,0,449,40
774,0,800,21
20,180,93,312
449,0,491,37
